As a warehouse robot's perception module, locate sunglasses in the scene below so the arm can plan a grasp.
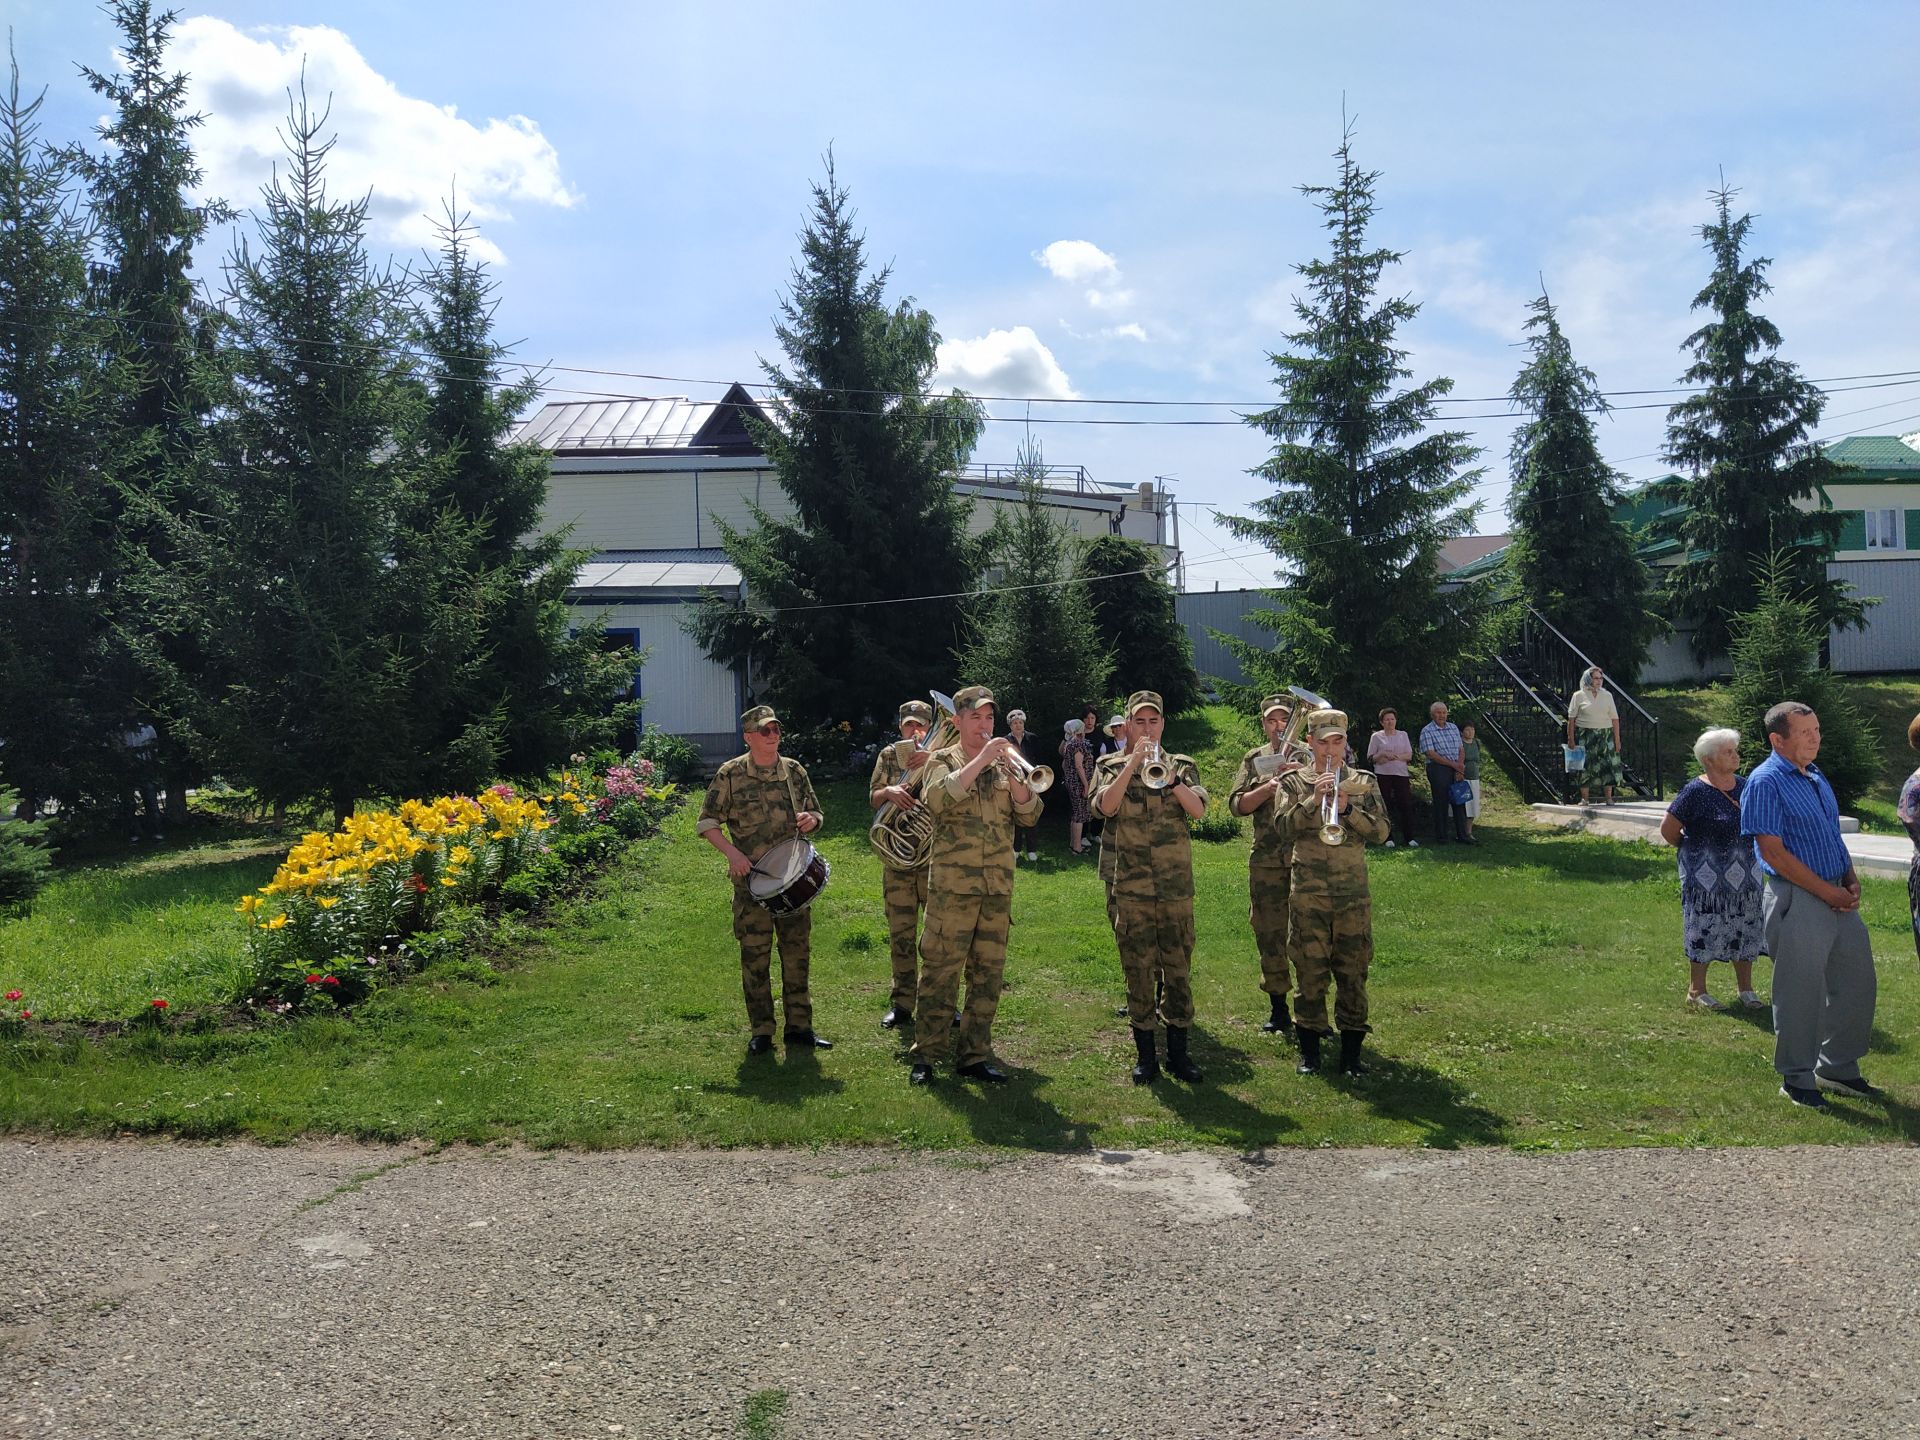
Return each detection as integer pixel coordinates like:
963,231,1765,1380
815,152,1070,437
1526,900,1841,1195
752,724,782,737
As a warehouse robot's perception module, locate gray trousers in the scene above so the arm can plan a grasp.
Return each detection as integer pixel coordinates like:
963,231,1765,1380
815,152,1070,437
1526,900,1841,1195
1761,877,1876,1090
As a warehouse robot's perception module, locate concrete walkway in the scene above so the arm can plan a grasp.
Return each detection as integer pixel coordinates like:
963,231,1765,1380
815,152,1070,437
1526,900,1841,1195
1532,799,1913,878
4,1138,1919,1439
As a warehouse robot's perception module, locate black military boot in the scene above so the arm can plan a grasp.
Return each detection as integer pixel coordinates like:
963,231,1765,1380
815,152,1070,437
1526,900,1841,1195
1339,1030,1369,1077
1130,1026,1160,1085
1261,993,1291,1034
1165,1025,1204,1084
1296,1029,1323,1075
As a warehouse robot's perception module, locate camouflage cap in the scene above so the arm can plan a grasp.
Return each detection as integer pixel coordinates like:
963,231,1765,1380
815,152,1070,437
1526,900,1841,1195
952,684,996,713
1307,707,1349,739
740,704,780,731
898,700,933,726
1259,693,1293,719
1126,689,1165,718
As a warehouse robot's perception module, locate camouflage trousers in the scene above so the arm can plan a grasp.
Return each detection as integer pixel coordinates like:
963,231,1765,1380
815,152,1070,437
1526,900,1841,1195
912,891,1012,1067
1249,859,1292,998
882,864,929,1011
1287,895,1371,1035
731,885,812,1037
1114,897,1196,1030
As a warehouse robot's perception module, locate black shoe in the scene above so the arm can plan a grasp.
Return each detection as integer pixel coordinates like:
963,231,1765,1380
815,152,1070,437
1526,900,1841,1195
956,1061,1010,1084
1114,1003,1130,1018
1296,1029,1323,1075
1338,1030,1369,1077
786,1030,832,1051
1165,1026,1204,1084
909,1062,935,1086
1130,1026,1160,1086
882,1006,912,1029
1457,835,1479,846
746,1034,774,1056
1780,1082,1828,1109
1261,994,1291,1034
1814,1070,1883,1099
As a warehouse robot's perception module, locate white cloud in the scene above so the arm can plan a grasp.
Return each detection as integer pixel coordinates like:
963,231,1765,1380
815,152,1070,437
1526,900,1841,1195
1108,322,1149,342
1085,285,1135,311
164,18,578,263
1035,239,1119,285
934,326,1077,399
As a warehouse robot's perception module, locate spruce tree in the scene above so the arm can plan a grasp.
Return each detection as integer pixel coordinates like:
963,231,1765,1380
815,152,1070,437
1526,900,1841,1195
71,0,233,824
0,54,133,817
690,154,984,727
1653,187,1864,660
955,442,1111,732
407,201,635,784
185,88,443,823
1077,535,1199,716
1505,288,1662,683
1222,124,1481,726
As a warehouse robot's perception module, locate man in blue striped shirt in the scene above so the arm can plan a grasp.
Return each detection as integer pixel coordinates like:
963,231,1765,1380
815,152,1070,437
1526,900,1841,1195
1741,701,1878,1110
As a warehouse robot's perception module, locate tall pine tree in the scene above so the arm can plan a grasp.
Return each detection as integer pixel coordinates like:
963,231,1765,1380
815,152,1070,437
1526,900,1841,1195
71,0,232,823
183,88,454,822
1652,186,1864,660
0,53,134,817
1078,535,1199,716
955,441,1111,731
406,201,635,784
1222,124,1480,725
689,154,984,727
1505,287,1661,682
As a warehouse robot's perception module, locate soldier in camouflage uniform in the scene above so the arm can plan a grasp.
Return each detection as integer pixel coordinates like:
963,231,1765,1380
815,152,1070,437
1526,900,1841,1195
697,705,831,1056
908,685,1043,1087
1092,690,1209,1085
868,699,934,1029
1228,696,1305,1037
1272,708,1391,1076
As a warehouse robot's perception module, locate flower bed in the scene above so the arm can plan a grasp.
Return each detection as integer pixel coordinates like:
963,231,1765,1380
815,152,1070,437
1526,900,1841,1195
237,758,679,1013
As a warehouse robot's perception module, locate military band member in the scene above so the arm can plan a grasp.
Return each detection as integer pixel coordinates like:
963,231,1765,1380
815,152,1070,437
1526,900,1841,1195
909,685,1042,1087
1229,696,1304,1036
1272,708,1391,1076
697,705,831,1056
869,699,935,1029
1092,690,1208,1085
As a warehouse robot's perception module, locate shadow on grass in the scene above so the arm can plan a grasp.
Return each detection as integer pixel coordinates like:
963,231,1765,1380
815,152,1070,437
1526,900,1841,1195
1152,1027,1301,1148
57,852,284,911
1327,1050,1510,1149
713,1048,846,1108
1816,1089,1920,1144
1506,839,1672,885
921,1066,1094,1151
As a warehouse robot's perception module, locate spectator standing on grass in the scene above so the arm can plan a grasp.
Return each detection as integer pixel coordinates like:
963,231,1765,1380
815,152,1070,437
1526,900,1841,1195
1061,718,1095,855
1897,712,1920,962
1459,721,1482,842
1007,709,1043,862
1659,728,1765,1012
1418,701,1472,846
1365,708,1419,849
1741,701,1878,1111
1567,666,1624,806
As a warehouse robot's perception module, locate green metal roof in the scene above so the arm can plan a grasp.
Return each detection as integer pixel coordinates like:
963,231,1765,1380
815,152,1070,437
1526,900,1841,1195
1824,434,1920,472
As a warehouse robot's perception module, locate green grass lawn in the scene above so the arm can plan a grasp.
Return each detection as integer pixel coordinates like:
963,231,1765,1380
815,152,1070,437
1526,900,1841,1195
2,707,1916,1151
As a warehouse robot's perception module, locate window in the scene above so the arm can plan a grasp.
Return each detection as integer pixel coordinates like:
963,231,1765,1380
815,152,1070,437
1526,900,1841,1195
1865,508,1904,550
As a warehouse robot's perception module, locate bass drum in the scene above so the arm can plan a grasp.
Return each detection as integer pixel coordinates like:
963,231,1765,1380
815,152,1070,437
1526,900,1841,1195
748,836,831,916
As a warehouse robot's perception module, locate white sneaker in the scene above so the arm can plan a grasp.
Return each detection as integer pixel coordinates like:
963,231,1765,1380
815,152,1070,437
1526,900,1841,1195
1383,839,1396,849
1739,990,1766,1008
1408,839,1420,849
1027,851,1038,862
1687,992,1724,1010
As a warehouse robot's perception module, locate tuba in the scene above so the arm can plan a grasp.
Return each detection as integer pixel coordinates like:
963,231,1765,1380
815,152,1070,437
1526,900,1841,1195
868,692,959,869
1252,685,1328,805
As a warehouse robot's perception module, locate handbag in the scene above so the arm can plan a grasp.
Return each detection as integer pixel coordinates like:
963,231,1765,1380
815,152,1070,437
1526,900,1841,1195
1447,779,1473,805
1562,744,1586,773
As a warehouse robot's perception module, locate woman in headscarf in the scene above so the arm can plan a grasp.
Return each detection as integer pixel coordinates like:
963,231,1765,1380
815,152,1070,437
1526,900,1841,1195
1061,718,1095,854
1566,665,1624,805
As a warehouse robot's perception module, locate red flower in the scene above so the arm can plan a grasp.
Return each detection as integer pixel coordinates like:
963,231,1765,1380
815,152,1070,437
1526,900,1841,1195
150,998,169,1010
3,990,20,1001
305,973,322,984
17,1010,28,1020
321,975,341,988
406,875,429,894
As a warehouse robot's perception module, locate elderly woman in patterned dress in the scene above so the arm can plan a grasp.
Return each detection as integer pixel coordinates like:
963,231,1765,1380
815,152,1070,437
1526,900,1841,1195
1659,727,1765,1010
1061,718,1096,854
1898,712,1920,961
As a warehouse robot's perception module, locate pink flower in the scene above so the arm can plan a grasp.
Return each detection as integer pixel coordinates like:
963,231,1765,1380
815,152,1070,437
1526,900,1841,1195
488,783,517,799
3,990,20,1001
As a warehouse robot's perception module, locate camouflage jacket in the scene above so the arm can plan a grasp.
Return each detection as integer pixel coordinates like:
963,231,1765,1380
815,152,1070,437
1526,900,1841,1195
696,754,821,861
921,743,1043,896
1090,751,1208,903
1228,743,1299,869
868,738,924,797
1273,767,1390,900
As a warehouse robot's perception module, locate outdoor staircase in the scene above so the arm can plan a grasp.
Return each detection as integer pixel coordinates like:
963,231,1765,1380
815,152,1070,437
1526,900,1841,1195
1454,604,1663,807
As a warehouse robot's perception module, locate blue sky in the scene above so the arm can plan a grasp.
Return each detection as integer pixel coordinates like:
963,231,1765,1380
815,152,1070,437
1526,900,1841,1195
14,2,1919,588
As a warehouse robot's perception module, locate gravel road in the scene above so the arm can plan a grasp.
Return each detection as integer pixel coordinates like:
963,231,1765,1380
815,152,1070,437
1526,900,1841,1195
3,1139,1917,1439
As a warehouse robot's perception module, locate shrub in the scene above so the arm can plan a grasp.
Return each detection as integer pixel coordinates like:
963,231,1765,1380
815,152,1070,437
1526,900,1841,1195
629,725,703,787
0,788,54,913
1189,799,1245,843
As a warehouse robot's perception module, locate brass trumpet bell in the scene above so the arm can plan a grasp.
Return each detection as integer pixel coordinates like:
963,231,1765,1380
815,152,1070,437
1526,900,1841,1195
998,747,1053,794
1140,742,1173,790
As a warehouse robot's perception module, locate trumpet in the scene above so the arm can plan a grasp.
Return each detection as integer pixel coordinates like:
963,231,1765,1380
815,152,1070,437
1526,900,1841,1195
1316,758,1349,847
1140,741,1173,790
996,743,1053,794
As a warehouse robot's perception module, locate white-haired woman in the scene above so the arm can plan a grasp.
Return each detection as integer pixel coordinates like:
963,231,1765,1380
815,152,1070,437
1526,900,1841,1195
1567,665,1624,805
1659,727,1764,1009
1061,718,1095,854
